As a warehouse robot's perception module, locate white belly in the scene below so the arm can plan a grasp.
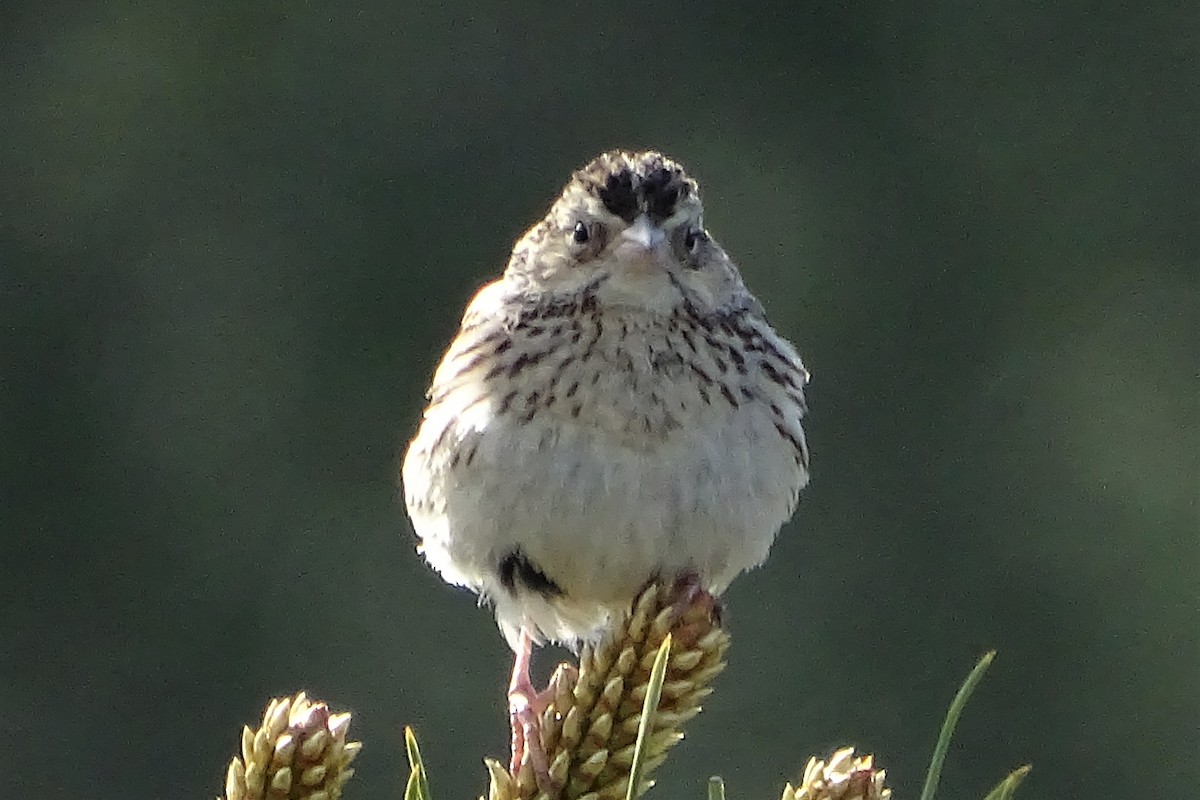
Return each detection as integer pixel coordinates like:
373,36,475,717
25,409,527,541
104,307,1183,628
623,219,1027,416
404,390,805,644
403,297,809,646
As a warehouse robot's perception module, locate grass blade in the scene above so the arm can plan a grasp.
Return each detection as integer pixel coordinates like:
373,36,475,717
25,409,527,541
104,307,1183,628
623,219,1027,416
982,764,1032,800
918,650,996,800
626,633,673,800
404,726,431,800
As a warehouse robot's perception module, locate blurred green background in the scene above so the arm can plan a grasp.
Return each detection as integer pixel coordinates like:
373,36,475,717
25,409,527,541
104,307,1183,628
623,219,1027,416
2,2,1196,798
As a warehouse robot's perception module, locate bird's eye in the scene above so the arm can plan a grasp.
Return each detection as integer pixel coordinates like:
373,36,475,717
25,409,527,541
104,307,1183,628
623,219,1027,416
684,227,703,253
572,221,590,245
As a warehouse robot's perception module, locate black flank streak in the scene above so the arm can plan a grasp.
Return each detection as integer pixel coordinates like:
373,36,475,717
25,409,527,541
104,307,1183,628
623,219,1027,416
498,549,562,597
761,339,796,374
689,363,714,386
506,349,552,379
761,360,791,389
457,329,502,357
730,321,765,353
719,383,739,407
728,346,747,372
774,420,804,453
430,424,453,458
565,380,580,398
482,361,507,381
546,356,572,396
497,390,518,414
458,351,487,375
680,328,697,352
504,352,528,379
584,318,603,352
505,352,532,378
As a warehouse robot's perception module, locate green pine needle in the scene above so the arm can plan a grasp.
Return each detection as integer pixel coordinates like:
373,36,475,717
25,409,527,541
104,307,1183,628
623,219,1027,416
708,775,726,800
626,633,673,800
918,650,996,800
404,726,432,800
982,765,1032,800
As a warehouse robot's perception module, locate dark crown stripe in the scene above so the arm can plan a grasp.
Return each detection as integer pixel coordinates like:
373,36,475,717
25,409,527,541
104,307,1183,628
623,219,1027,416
598,169,638,222
581,151,693,223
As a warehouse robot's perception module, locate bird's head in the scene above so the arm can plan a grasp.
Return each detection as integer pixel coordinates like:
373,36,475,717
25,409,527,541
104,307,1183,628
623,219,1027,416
504,150,755,316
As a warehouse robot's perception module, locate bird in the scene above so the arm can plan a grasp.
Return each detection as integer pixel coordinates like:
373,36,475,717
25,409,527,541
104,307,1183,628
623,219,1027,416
401,149,810,782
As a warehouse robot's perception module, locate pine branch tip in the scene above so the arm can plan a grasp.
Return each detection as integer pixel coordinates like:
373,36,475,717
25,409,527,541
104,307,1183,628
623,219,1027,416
221,692,360,800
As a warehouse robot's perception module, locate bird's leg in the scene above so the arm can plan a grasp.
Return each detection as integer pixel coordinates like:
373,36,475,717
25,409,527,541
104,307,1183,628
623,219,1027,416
667,572,723,644
508,629,554,789
670,571,704,610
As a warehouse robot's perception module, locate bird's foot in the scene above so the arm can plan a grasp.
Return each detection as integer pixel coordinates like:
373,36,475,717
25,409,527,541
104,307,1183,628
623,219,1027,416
508,674,557,790
507,629,564,794
666,572,723,645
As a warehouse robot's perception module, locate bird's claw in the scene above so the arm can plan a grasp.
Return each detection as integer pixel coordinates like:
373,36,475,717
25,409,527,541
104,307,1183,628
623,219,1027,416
509,682,557,792
508,628,561,793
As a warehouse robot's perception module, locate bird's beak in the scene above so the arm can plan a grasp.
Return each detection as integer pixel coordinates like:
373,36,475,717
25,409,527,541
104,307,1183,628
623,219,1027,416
620,214,667,255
